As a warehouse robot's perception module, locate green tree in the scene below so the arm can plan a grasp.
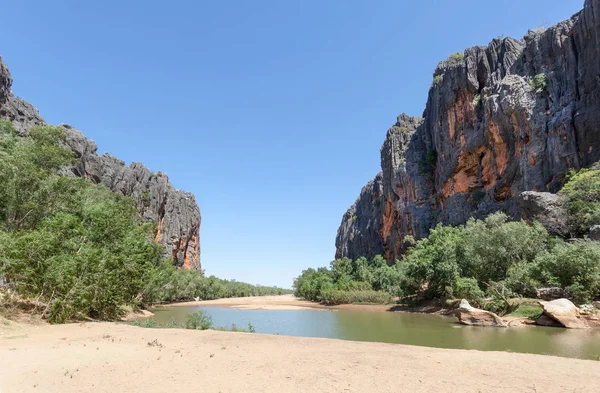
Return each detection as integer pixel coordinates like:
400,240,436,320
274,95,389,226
530,240,600,302
402,224,464,298
560,163,600,236
460,213,550,284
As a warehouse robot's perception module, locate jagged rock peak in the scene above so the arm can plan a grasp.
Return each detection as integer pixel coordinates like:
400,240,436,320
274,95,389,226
0,57,202,270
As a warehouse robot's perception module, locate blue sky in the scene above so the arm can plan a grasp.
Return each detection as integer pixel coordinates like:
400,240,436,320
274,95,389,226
0,0,583,287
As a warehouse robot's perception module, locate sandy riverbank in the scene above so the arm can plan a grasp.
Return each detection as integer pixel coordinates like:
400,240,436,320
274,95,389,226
166,294,408,312
2,321,600,393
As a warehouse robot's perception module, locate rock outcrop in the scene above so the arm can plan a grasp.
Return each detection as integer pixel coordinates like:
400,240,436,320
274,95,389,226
0,56,201,270
336,0,600,261
454,299,507,327
0,59,44,135
517,191,568,237
536,287,568,301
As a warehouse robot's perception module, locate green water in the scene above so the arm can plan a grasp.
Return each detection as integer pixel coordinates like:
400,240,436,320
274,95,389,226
150,306,600,360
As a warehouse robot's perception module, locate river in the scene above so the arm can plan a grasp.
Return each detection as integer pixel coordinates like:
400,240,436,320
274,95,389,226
149,305,600,360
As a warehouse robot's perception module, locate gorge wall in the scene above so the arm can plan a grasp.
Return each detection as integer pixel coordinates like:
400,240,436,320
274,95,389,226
0,57,201,270
336,0,600,262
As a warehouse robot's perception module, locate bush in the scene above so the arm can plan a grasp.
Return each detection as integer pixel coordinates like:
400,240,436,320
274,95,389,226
293,255,404,303
447,52,464,64
129,316,256,333
504,262,539,298
560,163,600,236
452,277,485,307
528,73,548,94
185,311,213,330
320,289,393,305
530,241,600,302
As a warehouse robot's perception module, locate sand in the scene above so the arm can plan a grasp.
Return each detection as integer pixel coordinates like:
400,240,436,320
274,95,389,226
167,294,394,311
2,321,600,393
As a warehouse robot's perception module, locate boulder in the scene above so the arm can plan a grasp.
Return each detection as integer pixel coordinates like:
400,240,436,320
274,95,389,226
454,299,507,327
538,299,588,329
536,287,568,301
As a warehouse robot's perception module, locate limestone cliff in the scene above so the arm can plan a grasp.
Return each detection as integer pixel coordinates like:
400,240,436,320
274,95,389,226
336,0,600,261
0,57,201,270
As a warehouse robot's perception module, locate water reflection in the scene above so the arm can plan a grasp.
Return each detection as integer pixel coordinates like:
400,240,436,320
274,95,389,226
150,306,600,360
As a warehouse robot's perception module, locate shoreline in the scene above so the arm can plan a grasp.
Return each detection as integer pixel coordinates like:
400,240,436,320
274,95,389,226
2,322,599,393
162,294,452,314
158,294,536,328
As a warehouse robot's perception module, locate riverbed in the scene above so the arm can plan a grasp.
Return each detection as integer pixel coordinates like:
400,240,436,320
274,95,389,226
152,296,600,360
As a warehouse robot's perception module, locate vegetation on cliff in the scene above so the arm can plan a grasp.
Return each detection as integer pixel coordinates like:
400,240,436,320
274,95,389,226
299,165,600,308
0,121,289,323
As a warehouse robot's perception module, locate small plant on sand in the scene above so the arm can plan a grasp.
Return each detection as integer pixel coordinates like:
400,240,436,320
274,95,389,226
184,311,213,330
129,319,162,328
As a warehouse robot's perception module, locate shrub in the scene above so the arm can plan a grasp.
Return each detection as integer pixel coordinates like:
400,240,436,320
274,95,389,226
320,289,393,305
452,277,485,307
530,241,600,302
528,73,548,94
473,94,482,110
129,319,162,328
504,262,539,298
185,311,213,330
293,254,404,303
129,316,256,333
447,52,464,64
560,163,600,236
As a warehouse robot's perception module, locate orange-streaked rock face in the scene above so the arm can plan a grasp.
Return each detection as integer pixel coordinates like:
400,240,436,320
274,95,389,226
336,0,600,262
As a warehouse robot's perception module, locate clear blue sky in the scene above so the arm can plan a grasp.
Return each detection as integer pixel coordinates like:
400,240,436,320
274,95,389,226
0,0,583,288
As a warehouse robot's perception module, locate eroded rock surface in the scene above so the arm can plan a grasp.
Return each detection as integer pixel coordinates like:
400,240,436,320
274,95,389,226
337,0,600,261
536,287,568,301
517,192,568,237
0,57,201,270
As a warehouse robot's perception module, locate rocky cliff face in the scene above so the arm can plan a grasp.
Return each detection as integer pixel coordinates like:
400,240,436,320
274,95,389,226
336,0,600,262
0,57,201,270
